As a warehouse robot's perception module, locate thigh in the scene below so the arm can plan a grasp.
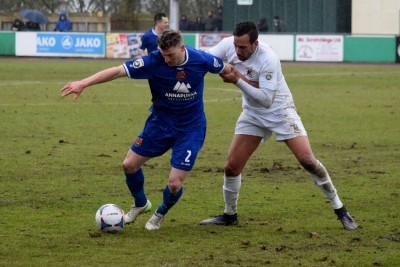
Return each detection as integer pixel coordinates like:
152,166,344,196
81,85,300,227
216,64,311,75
284,136,316,170
171,126,206,171
226,134,263,174
131,114,173,158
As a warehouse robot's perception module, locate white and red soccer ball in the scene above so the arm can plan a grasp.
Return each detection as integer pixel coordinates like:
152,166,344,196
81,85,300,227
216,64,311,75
95,204,124,234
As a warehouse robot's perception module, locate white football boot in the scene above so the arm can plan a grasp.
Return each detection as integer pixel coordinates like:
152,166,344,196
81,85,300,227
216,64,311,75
145,212,165,230
124,200,152,224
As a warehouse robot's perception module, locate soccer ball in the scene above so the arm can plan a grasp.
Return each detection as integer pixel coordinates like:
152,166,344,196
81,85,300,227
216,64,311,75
95,203,124,234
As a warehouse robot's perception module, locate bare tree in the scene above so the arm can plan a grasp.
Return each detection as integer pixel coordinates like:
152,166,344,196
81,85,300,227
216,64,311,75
145,0,168,14
0,0,224,17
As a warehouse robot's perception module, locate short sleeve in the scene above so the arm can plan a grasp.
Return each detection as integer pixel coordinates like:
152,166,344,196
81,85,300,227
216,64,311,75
123,55,153,79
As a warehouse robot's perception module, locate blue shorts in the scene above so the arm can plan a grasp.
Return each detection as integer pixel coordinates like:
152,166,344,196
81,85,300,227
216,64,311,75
131,113,206,171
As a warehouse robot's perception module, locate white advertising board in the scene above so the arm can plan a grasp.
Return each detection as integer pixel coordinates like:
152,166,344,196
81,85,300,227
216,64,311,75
295,35,343,62
258,34,294,61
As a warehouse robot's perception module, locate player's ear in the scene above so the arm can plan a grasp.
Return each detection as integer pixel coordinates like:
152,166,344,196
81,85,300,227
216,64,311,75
180,44,185,51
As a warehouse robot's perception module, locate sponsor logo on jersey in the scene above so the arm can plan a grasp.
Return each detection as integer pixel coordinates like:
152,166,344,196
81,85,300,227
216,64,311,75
173,81,191,93
266,72,273,80
176,70,186,81
246,68,255,78
165,81,197,101
132,58,144,68
213,58,221,68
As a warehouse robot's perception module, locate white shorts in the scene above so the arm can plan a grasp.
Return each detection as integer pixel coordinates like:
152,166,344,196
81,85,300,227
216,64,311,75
235,108,307,142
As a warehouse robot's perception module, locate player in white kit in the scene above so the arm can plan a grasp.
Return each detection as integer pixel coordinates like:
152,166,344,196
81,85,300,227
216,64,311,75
200,21,358,230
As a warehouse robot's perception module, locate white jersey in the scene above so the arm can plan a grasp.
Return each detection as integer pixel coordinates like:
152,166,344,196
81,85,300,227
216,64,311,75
209,36,295,115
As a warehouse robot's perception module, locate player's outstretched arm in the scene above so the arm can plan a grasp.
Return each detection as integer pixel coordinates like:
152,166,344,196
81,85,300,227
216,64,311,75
61,65,126,101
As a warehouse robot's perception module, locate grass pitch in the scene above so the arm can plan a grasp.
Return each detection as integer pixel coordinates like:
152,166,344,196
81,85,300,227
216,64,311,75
0,57,399,266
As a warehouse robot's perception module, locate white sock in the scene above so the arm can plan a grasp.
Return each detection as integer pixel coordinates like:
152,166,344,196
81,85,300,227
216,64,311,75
223,174,241,215
309,161,343,209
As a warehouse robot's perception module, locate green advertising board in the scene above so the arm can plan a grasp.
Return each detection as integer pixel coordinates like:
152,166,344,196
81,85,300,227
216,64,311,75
0,32,15,56
344,36,396,63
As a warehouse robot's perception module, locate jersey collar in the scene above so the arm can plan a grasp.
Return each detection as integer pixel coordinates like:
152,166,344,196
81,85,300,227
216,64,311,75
177,48,189,66
248,44,259,60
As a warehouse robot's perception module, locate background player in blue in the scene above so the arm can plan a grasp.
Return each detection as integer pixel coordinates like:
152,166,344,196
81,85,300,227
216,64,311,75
61,30,232,230
139,12,169,55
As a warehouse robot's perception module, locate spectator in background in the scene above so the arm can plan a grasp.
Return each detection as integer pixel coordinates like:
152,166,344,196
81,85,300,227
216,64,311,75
11,19,25,31
179,15,191,31
139,12,169,55
204,10,215,31
26,21,40,31
272,15,285,32
256,18,268,32
192,16,205,32
54,11,72,32
214,6,223,31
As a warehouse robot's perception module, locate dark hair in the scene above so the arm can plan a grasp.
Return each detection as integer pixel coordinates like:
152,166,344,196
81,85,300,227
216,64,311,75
233,21,258,43
154,13,167,23
157,30,183,50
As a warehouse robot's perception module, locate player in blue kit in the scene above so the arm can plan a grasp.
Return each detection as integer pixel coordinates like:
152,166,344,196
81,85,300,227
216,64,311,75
139,12,169,55
61,30,232,230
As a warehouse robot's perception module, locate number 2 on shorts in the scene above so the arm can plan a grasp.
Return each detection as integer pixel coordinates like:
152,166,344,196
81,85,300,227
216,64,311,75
185,150,192,163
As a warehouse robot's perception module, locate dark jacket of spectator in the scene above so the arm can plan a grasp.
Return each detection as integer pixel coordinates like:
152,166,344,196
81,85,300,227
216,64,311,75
192,16,205,32
272,16,285,32
204,10,215,31
11,19,25,31
256,18,268,32
179,15,191,31
213,6,223,31
26,21,40,31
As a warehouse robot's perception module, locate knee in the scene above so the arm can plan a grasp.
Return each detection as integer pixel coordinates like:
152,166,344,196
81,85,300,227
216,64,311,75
168,179,182,193
224,162,241,177
299,155,317,172
122,159,139,173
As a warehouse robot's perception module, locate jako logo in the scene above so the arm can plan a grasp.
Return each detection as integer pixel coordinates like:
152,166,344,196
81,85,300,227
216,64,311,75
62,36,73,49
75,37,101,48
37,36,56,47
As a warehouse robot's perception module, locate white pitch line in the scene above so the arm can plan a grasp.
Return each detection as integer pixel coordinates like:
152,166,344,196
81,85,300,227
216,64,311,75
285,70,400,77
0,98,239,106
1,70,399,87
0,81,66,86
0,80,148,87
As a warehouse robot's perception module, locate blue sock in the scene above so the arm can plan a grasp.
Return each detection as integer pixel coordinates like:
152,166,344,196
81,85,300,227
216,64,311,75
156,186,183,216
125,169,147,207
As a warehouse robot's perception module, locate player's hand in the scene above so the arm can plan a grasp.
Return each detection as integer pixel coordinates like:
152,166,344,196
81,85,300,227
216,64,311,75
219,67,241,84
61,81,85,101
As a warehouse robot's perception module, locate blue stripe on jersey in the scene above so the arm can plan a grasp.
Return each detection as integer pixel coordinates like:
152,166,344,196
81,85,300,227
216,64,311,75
124,46,225,131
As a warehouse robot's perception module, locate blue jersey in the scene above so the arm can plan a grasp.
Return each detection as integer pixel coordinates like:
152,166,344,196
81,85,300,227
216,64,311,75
139,28,159,53
123,46,225,131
